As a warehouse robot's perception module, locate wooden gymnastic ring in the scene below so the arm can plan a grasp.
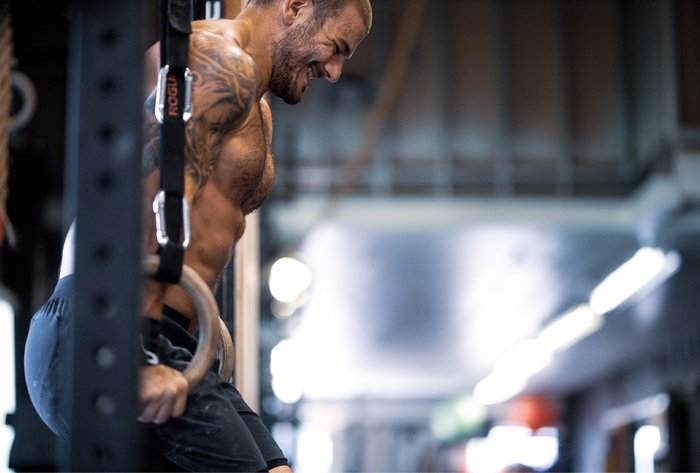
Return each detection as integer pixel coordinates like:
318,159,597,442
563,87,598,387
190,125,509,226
217,318,235,382
143,255,220,391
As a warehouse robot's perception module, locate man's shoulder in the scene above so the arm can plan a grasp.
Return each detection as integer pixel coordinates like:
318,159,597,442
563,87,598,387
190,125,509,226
191,21,256,78
190,22,258,111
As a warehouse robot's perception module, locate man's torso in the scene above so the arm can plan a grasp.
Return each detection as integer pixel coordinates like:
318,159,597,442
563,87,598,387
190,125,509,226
164,21,275,317
60,20,275,320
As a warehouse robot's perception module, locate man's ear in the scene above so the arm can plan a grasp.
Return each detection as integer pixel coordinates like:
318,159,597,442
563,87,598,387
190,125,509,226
281,0,312,26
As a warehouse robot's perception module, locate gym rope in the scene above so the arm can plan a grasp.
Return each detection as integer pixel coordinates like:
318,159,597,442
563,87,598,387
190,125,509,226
0,2,12,234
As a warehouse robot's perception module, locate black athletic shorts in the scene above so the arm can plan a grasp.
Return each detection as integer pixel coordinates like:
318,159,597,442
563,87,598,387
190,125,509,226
24,274,288,472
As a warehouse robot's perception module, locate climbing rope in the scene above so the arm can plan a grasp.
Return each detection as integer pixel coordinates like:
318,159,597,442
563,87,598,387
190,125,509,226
0,2,13,237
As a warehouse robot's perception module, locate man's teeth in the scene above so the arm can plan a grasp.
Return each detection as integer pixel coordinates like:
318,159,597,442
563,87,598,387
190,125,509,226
307,67,313,80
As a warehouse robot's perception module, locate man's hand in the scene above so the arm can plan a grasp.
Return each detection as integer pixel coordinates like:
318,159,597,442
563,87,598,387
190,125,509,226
269,466,293,473
138,364,189,424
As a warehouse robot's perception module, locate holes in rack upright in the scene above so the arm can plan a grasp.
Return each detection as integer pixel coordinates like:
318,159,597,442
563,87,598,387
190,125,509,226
95,170,114,192
94,243,113,264
94,344,117,369
94,393,117,416
98,124,115,143
98,76,117,95
86,442,110,465
93,292,118,320
98,28,118,48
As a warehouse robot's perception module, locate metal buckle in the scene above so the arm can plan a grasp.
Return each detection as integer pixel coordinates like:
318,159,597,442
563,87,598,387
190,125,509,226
152,190,191,249
183,68,193,122
155,65,193,123
155,65,169,124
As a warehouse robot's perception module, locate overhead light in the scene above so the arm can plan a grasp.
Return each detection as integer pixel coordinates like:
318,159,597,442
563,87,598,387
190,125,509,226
494,339,552,379
270,340,304,404
474,248,680,407
296,426,334,473
537,304,603,353
268,256,313,304
473,372,528,405
634,425,662,473
589,247,681,315
465,425,559,472
271,376,303,405
474,340,551,405
270,298,299,319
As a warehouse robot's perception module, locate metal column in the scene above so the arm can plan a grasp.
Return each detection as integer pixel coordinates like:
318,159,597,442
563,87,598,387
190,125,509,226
64,0,145,470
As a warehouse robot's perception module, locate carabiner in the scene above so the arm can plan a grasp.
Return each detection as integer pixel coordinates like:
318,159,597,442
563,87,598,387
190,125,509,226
152,189,191,250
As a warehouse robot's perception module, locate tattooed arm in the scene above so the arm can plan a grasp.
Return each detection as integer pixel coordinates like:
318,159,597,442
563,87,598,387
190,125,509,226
184,29,258,200
140,30,260,305
140,27,259,241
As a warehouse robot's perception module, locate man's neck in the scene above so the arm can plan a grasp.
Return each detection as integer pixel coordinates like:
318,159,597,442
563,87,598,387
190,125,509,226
232,7,281,100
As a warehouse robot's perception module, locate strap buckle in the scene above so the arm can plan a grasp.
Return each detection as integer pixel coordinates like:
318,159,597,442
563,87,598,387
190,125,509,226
152,189,191,250
155,65,193,124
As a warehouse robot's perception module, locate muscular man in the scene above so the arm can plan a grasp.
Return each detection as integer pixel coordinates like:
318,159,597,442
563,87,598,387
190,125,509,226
24,0,372,470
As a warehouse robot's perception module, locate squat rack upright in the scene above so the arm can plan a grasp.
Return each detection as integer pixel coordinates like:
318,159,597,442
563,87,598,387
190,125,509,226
65,0,146,470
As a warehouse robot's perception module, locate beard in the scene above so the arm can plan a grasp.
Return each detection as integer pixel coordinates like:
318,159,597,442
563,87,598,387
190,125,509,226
270,19,322,104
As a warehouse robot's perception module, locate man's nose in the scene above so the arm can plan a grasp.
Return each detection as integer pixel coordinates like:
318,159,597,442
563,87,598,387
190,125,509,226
323,60,343,83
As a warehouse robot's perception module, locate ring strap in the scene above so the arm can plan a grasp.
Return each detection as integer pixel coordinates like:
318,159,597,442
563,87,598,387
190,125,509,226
153,0,193,283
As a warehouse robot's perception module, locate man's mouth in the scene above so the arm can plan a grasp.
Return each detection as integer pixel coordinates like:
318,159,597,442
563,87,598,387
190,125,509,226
307,63,323,81
301,64,321,93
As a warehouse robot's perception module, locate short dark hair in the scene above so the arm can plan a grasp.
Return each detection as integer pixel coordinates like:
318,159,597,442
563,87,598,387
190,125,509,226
246,0,372,33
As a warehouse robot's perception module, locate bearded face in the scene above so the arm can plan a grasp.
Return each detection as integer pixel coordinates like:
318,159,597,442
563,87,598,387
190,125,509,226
269,18,323,104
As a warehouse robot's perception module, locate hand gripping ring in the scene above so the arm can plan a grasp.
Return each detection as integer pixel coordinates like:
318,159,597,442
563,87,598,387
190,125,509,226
143,255,223,390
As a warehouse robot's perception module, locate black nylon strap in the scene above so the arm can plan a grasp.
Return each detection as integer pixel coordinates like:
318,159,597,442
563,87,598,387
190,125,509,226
154,0,193,283
162,0,192,62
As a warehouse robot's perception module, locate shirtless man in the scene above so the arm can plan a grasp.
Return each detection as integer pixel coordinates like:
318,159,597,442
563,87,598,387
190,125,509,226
24,0,372,470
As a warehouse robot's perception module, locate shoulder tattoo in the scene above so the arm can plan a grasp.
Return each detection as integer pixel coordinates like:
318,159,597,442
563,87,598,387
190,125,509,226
140,32,257,190
185,33,257,192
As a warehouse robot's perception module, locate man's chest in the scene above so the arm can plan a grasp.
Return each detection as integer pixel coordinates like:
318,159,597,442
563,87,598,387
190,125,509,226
213,105,271,203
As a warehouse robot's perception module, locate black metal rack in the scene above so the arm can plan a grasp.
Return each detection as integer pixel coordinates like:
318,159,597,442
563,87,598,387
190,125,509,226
65,1,146,470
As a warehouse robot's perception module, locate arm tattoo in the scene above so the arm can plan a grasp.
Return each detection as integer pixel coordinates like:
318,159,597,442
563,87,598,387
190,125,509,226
140,32,257,192
185,32,257,194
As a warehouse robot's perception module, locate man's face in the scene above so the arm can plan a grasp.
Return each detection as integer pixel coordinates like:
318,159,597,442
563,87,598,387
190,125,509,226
270,3,368,104
269,17,322,104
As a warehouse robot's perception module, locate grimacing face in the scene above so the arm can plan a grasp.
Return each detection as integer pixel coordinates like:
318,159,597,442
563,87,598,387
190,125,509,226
269,3,368,104
269,18,322,104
